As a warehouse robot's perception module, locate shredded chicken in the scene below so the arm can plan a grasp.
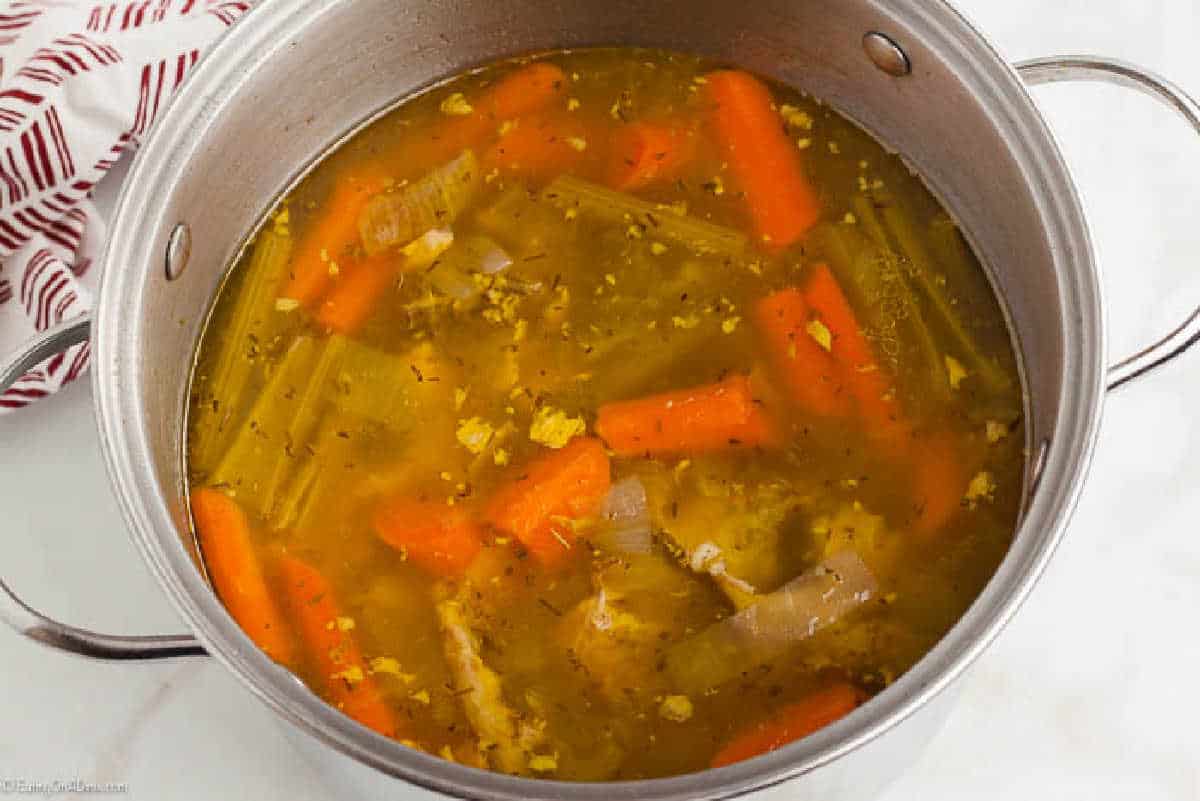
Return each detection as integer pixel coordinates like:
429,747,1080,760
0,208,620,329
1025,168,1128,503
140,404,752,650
559,587,668,705
435,599,545,774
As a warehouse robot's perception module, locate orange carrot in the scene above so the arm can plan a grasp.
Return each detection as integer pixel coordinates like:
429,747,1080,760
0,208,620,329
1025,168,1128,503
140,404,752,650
711,682,865,768
431,62,568,160
485,437,611,568
277,555,399,738
374,498,484,576
281,173,383,308
754,288,846,418
313,251,404,335
191,488,295,665
705,70,821,251
596,374,778,456
910,434,967,536
802,263,904,439
483,111,592,180
606,120,697,191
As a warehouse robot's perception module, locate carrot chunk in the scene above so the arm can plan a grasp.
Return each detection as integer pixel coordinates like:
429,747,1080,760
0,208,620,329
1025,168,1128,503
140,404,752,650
705,70,820,251
280,173,383,308
596,374,778,456
910,434,968,536
373,498,484,576
483,111,592,181
434,62,568,159
711,682,865,768
802,263,904,438
192,488,294,665
484,437,611,568
606,120,698,191
313,252,403,335
468,62,567,125
754,288,845,418
277,555,399,738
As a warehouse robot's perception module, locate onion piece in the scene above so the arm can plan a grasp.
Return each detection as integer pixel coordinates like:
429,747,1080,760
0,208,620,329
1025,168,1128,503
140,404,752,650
426,234,513,302
359,150,480,255
478,242,514,274
725,550,876,645
666,550,878,691
600,476,648,520
543,175,749,258
402,227,455,265
591,477,653,554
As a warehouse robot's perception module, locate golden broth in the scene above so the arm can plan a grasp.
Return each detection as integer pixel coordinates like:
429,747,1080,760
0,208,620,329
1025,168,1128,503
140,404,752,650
186,48,1023,780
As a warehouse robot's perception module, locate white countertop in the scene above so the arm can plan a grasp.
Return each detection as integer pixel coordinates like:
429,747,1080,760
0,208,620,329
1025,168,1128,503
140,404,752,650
2,1,1198,798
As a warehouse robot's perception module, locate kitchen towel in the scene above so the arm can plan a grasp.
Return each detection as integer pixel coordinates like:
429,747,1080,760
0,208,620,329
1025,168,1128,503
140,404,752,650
0,0,253,413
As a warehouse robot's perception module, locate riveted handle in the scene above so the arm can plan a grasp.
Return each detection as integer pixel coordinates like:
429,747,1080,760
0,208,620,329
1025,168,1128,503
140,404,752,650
0,315,206,660
1016,55,1200,392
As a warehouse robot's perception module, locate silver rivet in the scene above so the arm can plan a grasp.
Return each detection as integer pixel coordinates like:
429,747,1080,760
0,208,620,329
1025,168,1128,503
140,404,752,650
863,31,911,77
165,223,191,281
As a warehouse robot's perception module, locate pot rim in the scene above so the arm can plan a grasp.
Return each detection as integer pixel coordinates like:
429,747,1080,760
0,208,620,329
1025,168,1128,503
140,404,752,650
92,1,1105,798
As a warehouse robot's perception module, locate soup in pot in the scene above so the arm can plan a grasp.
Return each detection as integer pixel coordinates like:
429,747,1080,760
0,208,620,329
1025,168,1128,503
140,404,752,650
186,48,1024,780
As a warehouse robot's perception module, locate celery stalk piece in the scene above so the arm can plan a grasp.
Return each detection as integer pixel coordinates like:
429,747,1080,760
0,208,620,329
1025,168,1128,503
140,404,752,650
333,336,426,431
270,415,331,532
589,325,721,402
474,185,550,238
543,175,749,259
214,333,436,524
852,194,891,252
208,336,318,512
359,150,480,255
474,184,584,266
927,214,984,296
821,208,949,404
271,412,365,532
208,335,343,519
255,335,347,517
191,227,294,474
878,201,1012,395
533,255,722,400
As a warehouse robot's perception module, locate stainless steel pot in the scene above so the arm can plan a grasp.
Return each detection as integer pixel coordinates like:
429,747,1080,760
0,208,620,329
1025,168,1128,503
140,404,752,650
3,2,1199,799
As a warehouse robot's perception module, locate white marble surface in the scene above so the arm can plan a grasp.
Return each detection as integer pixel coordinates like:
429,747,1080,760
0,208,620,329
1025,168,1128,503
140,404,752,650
2,1,1199,798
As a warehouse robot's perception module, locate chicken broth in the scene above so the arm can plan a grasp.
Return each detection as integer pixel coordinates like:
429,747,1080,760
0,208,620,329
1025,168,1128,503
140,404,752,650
186,48,1024,780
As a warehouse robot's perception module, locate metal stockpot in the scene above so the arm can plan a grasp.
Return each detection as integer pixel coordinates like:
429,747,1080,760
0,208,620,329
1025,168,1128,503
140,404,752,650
4,1,1200,799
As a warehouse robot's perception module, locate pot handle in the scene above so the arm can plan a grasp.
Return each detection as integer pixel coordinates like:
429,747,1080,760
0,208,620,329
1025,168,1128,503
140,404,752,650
0,314,206,660
1016,55,1200,392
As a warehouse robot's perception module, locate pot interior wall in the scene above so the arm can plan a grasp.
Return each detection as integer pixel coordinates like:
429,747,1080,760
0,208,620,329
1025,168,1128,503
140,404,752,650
97,0,1100,796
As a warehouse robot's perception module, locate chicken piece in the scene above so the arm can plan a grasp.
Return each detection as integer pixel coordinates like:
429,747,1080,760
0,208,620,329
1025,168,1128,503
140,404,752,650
810,501,902,582
435,599,547,774
558,552,710,704
559,588,666,704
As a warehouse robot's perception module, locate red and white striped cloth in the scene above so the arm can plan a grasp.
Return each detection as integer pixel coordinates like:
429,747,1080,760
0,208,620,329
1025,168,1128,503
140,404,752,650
0,0,254,413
